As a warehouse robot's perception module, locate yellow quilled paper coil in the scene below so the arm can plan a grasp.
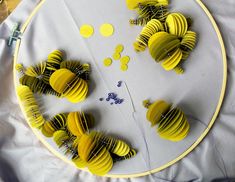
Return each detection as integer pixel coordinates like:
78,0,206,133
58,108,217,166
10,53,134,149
49,68,88,103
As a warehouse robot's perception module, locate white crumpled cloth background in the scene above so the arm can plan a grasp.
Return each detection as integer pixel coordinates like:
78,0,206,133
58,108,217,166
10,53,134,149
0,0,235,181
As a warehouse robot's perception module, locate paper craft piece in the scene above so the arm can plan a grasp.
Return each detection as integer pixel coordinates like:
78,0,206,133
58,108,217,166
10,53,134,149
18,70,61,97
120,56,130,64
148,30,196,73
112,53,121,60
25,62,46,77
40,111,136,176
16,50,64,95
67,111,94,137
144,100,190,142
41,113,67,137
60,61,90,81
133,19,164,52
103,45,131,71
100,23,114,37
17,85,46,128
165,13,188,37
120,64,128,71
127,0,169,25
49,68,89,103
16,50,91,101
15,50,65,96
132,12,197,74
16,84,137,175
53,130,70,146
80,24,94,38
46,50,64,71
115,44,124,53
76,131,136,176
103,58,113,67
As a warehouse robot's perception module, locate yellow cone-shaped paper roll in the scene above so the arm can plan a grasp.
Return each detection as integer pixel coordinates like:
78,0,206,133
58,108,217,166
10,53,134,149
49,68,89,103
126,0,169,10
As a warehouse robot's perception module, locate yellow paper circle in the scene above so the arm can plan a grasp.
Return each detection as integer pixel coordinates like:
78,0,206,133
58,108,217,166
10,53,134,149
120,56,130,64
120,64,128,71
103,58,112,67
80,24,94,38
113,53,121,60
115,44,124,53
100,23,114,37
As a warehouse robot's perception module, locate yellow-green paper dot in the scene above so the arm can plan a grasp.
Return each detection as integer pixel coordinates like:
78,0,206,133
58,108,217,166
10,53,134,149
115,44,124,53
120,64,128,71
80,24,94,38
103,58,112,67
100,23,114,37
120,56,130,64
113,53,121,60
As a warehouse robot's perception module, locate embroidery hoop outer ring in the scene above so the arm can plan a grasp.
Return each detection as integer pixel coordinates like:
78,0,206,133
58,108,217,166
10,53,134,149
13,0,227,178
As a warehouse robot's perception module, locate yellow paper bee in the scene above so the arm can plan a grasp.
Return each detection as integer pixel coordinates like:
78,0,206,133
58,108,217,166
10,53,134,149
144,100,190,141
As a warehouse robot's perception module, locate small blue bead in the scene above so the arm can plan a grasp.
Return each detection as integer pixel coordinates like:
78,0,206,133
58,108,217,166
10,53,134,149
99,98,104,101
106,98,110,101
110,102,114,105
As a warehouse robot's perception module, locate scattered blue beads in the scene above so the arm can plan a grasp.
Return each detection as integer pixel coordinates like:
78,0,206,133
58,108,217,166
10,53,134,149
99,92,124,105
117,81,122,87
99,81,124,105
